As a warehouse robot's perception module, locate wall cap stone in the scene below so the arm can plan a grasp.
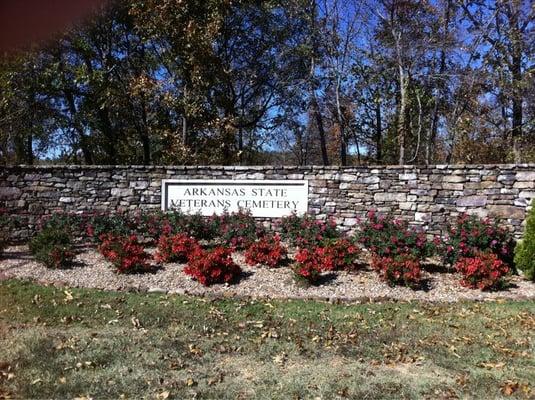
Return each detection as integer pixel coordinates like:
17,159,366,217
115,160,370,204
4,163,535,171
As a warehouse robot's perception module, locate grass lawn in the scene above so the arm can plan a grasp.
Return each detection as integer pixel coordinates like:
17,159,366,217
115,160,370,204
0,280,533,399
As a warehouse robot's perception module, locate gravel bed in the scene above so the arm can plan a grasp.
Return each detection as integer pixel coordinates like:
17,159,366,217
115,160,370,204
1,245,534,303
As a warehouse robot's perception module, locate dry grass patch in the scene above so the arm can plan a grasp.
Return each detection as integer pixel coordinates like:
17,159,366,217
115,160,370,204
0,280,534,399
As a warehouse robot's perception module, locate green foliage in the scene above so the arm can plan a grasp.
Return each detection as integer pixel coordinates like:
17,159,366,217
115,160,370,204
514,206,535,281
442,213,515,267
86,213,130,241
355,210,436,258
215,210,265,249
279,213,340,248
29,225,75,269
0,209,16,255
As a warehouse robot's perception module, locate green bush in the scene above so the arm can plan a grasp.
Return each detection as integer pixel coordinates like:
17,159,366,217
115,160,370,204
0,210,11,256
0,209,21,255
0,230,8,256
279,213,340,248
514,205,535,281
86,213,130,242
29,226,75,269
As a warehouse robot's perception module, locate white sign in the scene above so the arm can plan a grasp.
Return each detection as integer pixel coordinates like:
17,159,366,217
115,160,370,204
161,179,308,217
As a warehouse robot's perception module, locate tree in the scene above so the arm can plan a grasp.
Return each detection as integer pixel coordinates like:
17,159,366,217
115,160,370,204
460,0,535,162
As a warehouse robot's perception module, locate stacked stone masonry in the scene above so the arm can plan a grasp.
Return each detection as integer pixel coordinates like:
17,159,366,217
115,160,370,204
1,164,534,241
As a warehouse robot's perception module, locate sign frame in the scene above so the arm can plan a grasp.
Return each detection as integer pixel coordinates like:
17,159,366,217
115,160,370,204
161,179,309,217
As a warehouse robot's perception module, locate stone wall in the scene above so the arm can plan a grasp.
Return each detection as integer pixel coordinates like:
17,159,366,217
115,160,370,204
1,164,534,241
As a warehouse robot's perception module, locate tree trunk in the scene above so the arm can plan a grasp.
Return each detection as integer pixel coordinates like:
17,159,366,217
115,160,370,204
81,53,117,164
311,95,330,165
398,66,409,165
63,87,93,164
140,103,151,165
510,6,522,163
25,133,33,164
427,0,451,165
375,100,382,162
334,80,347,166
308,0,329,166
340,127,347,166
56,48,94,164
237,127,243,165
181,116,187,145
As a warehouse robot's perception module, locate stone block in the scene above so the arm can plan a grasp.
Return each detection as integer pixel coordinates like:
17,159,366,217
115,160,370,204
513,181,534,189
519,191,535,199
399,173,417,181
340,173,356,182
130,181,149,190
488,205,525,219
456,196,487,207
414,212,431,222
443,175,466,183
361,176,380,184
373,192,407,202
111,188,134,197
442,183,464,191
0,186,21,199
343,218,358,226
399,202,415,211
516,171,535,181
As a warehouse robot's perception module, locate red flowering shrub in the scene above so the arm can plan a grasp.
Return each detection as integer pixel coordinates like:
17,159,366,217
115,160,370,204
370,253,422,288
355,210,435,258
154,233,200,263
454,251,510,290
292,239,362,284
356,210,435,258
442,213,514,266
48,247,76,269
98,234,152,274
319,239,361,271
184,247,242,286
292,248,323,285
244,235,287,268
214,210,265,249
279,213,340,248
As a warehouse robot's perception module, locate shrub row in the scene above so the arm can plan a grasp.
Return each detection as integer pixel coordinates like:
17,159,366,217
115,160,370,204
24,209,531,289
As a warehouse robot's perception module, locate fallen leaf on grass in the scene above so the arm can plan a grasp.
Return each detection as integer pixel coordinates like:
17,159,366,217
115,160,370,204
185,377,196,387
478,361,505,369
501,381,519,396
455,374,469,387
156,390,170,399
131,317,142,329
64,290,74,303
188,344,202,356
207,374,223,386
273,353,287,365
